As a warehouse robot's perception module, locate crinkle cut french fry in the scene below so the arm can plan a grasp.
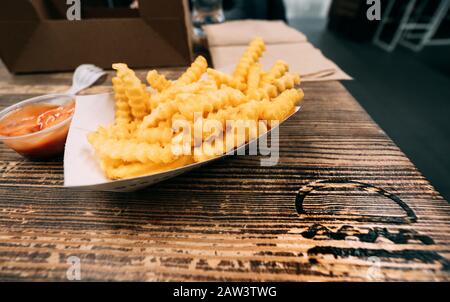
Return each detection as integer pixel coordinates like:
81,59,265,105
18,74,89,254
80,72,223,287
207,68,246,92
260,89,304,121
273,73,301,93
112,76,132,124
246,63,262,100
177,56,208,85
123,80,150,120
89,132,177,164
249,83,278,101
146,70,172,92
233,37,266,83
102,156,193,180
148,79,217,111
208,86,248,110
261,60,289,84
102,122,139,140
136,123,174,144
140,101,178,129
112,63,149,120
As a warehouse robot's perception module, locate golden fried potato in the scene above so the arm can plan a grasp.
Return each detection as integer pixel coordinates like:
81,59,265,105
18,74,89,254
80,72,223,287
88,37,304,179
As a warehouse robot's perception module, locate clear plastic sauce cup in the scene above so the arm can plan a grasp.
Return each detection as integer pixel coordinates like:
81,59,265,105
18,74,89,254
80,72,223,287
0,94,75,159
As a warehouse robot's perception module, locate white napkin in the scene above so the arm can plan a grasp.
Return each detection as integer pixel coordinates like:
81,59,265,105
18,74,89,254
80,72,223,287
203,20,308,46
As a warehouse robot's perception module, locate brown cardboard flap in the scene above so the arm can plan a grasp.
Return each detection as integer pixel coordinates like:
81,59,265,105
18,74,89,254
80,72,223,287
0,0,193,73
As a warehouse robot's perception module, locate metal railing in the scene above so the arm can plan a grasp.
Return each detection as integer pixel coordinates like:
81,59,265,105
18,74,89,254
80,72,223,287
373,0,450,52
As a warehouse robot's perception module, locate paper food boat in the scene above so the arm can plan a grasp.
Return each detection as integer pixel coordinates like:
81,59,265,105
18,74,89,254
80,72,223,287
64,93,301,192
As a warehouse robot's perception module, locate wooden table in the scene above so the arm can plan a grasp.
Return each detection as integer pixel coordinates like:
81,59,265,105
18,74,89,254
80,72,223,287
0,63,449,281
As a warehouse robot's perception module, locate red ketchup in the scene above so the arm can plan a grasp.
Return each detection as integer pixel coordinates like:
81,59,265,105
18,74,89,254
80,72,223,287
0,100,75,158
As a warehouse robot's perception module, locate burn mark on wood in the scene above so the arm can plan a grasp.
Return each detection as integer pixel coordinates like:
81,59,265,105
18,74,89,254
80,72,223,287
307,246,450,271
301,224,434,244
295,179,418,223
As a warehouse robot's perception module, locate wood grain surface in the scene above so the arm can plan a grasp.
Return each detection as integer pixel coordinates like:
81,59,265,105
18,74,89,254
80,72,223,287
0,63,449,281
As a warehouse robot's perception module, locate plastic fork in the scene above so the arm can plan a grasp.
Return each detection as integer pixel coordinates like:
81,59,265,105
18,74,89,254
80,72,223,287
65,64,107,95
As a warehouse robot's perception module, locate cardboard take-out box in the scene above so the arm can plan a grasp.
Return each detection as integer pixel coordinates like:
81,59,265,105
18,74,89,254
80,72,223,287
0,0,193,73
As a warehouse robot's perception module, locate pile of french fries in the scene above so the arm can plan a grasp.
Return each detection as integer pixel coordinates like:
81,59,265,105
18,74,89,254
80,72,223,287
88,37,304,179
